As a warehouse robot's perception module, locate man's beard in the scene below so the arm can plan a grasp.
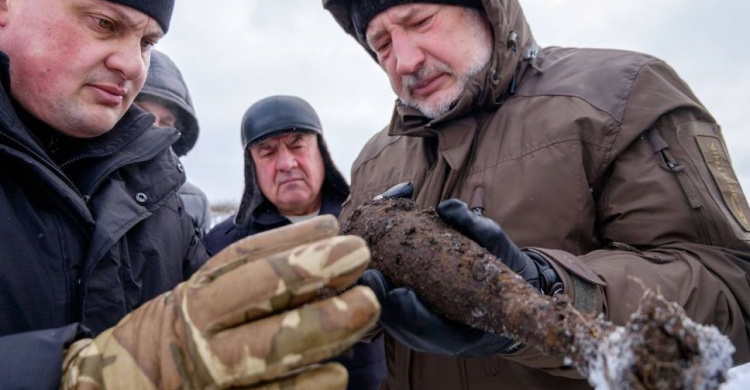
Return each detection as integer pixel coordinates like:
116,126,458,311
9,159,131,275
398,17,493,119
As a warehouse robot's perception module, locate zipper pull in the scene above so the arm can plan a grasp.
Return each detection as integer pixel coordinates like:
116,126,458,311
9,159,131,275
373,181,414,200
660,150,685,172
48,134,59,155
470,187,485,216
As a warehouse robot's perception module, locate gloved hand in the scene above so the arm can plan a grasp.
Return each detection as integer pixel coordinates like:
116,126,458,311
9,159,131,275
61,215,380,390
437,199,563,296
362,183,516,357
373,181,413,200
360,269,519,357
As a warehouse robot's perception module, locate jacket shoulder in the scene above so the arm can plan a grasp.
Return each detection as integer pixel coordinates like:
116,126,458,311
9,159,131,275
178,181,207,198
350,125,400,175
204,215,243,255
519,47,663,123
178,181,209,214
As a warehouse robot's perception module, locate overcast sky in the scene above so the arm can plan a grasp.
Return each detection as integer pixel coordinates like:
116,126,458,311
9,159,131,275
157,0,750,205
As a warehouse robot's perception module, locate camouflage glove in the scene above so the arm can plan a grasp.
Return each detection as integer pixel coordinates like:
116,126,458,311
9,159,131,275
61,215,380,389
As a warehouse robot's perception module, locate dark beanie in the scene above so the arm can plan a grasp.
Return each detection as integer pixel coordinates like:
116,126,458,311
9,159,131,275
107,0,175,33
350,0,483,45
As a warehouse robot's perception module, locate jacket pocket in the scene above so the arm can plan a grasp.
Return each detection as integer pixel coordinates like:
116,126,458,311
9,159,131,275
607,242,677,264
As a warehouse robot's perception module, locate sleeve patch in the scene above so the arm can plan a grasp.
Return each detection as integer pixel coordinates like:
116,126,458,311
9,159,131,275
696,135,750,231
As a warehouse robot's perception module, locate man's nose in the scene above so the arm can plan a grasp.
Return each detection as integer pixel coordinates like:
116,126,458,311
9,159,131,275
276,147,298,171
105,41,147,81
392,31,425,76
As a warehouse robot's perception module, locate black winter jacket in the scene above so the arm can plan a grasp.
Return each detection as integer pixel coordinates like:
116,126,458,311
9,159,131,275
0,53,208,388
206,188,344,254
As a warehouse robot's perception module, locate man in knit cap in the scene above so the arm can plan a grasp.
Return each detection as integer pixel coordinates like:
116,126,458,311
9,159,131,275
0,1,379,388
324,0,750,388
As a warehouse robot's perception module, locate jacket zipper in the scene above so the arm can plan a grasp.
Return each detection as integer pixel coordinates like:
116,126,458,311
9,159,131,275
659,149,702,208
656,141,715,244
60,128,152,203
78,130,178,294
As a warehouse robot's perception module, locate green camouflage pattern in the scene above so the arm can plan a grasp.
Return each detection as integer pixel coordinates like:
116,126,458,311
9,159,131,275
247,363,348,389
204,215,341,273
62,216,380,389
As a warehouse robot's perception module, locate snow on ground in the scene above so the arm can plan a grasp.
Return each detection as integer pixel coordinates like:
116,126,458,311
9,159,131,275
723,363,750,389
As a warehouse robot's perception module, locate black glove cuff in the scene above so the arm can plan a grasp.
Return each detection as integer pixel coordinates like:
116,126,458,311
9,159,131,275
524,250,563,296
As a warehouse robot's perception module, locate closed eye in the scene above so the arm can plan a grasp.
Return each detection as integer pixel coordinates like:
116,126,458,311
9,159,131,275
413,15,433,28
258,148,276,158
377,39,392,53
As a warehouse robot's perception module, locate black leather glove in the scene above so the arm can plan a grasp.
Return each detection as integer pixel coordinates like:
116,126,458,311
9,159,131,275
360,269,518,357
437,199,563,296
373,181,414,200
362,183,518,356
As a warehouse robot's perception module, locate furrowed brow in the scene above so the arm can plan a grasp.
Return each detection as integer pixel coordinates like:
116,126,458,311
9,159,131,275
366,7,423,46
395,7,421,24
290,134,307,142
255,140,272,150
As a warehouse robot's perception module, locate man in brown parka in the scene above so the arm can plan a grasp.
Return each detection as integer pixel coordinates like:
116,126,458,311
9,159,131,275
323,0,750,388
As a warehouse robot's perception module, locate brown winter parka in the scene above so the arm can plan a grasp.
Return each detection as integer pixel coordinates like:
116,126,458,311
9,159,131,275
324,0,750,388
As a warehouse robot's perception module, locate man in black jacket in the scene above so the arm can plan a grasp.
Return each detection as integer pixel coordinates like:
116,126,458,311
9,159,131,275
135,50,211,237
206,95,387,390
0,1,379,388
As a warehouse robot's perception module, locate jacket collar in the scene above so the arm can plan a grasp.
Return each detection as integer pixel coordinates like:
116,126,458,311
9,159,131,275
67,114,178,198
0,52,55,161
250,187,344,230
389,105,480,172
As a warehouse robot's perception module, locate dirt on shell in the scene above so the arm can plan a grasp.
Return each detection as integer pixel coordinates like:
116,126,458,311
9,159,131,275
341,198,732,389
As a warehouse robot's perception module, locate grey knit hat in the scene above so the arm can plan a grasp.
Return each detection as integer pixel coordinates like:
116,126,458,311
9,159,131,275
107,0,175,33
350,0,482,45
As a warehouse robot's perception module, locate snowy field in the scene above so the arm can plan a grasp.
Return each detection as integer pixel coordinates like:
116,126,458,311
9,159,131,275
723,363,750,389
